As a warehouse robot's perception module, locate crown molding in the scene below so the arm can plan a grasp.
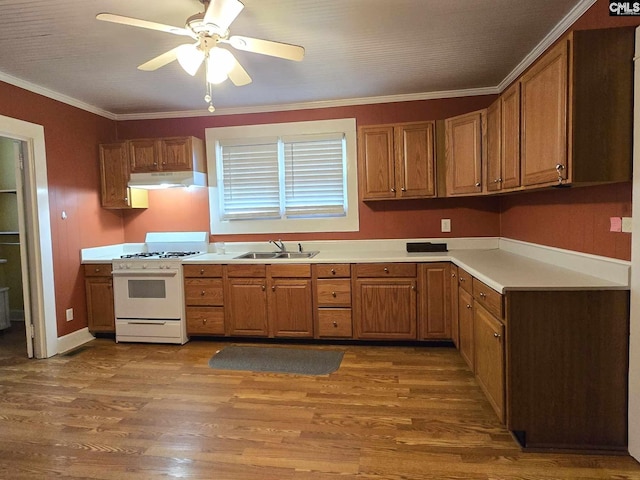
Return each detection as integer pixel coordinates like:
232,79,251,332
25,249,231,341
0,71,116,120
497,0,597,91
112,86,500,121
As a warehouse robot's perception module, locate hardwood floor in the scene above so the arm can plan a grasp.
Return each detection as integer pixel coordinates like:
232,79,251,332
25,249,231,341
1,336,639,479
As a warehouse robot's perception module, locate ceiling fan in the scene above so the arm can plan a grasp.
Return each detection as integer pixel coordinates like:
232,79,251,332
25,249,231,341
97,0,305,112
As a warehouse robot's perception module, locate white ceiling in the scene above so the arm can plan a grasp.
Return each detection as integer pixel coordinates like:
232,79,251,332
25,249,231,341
0,0,590,119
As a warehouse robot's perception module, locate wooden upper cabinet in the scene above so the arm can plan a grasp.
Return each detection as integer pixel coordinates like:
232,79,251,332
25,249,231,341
358,122,436,200
485,99,502,193
520,27,633,188
445,110,485,196
520,39,569,187
98,142,148,209
129,136,206,174
500,83,521,190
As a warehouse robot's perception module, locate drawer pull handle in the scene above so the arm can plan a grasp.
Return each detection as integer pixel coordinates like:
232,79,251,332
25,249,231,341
272,286,276,291
384,267,389,273
333,321,338,327
332,291,336,297
466,304,472,309
203,318,207,324
262,285,266,291
200,268,205,274
201,290,206,296
95,267,101,273
475,182,481,187
451,272,456,278
330,268,336,274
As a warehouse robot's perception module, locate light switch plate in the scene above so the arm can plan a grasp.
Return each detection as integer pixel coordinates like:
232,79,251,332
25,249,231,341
66,308,73,321
441,218,451,233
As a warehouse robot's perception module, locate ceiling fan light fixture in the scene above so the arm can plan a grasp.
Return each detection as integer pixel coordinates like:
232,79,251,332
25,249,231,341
176,44,204,76
206,47,236,84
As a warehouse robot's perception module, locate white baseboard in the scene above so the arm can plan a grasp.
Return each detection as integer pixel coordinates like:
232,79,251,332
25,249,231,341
57,327,95,355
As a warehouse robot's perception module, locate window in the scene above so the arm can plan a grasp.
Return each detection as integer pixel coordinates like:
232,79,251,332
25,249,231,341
205,119,358,235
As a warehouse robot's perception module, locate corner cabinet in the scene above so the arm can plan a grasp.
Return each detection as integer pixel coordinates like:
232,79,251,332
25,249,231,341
445,110,485,196
98,143,148,209
520,27,634,187
358,122,436,200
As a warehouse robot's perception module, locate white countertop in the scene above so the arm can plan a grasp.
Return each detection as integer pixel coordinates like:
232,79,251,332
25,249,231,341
81,237,630,294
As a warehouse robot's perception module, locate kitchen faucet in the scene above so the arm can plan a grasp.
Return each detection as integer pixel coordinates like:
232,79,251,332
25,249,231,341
269,239,286,252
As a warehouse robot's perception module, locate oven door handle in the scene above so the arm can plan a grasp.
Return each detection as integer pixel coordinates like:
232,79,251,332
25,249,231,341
111,270,178,277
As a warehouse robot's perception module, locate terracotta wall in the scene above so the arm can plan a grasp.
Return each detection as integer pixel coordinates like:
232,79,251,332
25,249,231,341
0,82,121,336
119,97,501,243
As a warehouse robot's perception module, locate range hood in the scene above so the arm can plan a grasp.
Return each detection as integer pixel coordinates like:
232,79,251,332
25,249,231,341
128,171,207,189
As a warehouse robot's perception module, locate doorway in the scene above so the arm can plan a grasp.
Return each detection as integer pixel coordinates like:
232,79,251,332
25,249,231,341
0,137,32,358
0,114,57,359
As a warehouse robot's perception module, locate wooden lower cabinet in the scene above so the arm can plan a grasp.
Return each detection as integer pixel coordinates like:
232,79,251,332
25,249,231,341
314,264,353,338
269,279,313,338
457,287,474,370
317,309,352,337
84,264,115,333
418,263,451,339
354,278,417,339
473,302,505,422
449,265,459,347
184,265,225,336
226,278,268,336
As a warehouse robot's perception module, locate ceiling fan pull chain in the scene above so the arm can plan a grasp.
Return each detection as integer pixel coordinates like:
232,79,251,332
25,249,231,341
204,56,215,113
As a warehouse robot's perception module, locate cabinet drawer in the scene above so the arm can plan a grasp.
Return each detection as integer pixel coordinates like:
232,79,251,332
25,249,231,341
270,263,311,278
84,263,112,277
186,307,225,335
316,279,351,307
315,264,351,278
355,263,417,278
457,267,473,293
472,278,503,319
226,264,266,277
317,309,353,338
185,279,224,306
183,264,222,278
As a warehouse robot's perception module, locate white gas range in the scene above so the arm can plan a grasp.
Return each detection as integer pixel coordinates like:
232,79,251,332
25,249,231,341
111,232,208,345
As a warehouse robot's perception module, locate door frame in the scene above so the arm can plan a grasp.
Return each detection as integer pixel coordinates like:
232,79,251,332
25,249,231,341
0,114,57,358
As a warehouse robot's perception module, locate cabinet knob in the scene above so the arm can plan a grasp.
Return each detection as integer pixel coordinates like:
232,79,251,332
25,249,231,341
330,269,336,275
262,285,266,291
479,292,486,298
494,178,502,183
95,267,101,273
475,182,481,187
451,272,456,278
201,290,206,296
332,291,337,297
391,188,396,193
162,161,166,165
272,286,276,291
333,321,338,328
401,187,406,192
466,304,472,309
555,163,566,184
124,197,128,203
153,162,157,166
459,277,465,282
200,268,205,274
203,318,207,324
384,267,389,273
493,332,501,339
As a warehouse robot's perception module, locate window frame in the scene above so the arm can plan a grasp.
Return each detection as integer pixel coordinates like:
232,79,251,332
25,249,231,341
205,118,358,235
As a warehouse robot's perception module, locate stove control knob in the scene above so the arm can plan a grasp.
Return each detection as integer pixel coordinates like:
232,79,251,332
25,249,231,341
159,265,165,269
142,263,147,269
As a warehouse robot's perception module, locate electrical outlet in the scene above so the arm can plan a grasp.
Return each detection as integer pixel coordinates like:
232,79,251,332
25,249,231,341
65,308,74,322
441,218,451,233
622,217,632,233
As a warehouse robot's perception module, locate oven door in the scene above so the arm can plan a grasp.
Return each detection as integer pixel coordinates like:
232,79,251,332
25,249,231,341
112,269,183,320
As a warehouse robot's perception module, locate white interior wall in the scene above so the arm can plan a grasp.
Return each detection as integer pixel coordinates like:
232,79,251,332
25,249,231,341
628,26,640,462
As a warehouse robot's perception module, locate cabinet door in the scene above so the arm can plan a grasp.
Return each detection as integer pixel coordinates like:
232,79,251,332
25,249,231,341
500,82,521,190
450,265,459,347
355,279,417,339
445,111,484,195
418,263,451,340
269,279,313,338
520,39,568,187
395,122,436,198
486,99,501,192
458,287,474,371
85,277,115,333
358,126,396,200
226,279,268,336
99,143,130,209
129,139,160,173
474,303,505,422
161,137,193,171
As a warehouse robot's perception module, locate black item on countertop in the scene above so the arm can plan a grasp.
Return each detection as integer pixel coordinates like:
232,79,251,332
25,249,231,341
406,242,448,252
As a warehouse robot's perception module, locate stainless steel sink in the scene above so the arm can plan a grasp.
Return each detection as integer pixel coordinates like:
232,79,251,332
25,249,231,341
234,251,319,260
275,251,319,259
234,252,279,259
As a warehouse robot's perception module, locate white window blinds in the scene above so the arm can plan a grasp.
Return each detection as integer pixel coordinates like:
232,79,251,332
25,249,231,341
217,133,346,221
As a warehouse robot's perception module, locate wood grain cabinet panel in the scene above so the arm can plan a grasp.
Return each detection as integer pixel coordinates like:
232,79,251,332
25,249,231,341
457,287,474,371
184,278,223,306
316,279,351,307
98,142,148,209
184,264,225,336
84,264,114,333
355,263,416,278
186,307,225,335
359,122,436,200
445,110,485,196
474,302,505,423
129,136,206,174
225,278,268,337
450,265,459,347
418,263,451,340
315,264,351,278
269,279,313,338
317,309,352,338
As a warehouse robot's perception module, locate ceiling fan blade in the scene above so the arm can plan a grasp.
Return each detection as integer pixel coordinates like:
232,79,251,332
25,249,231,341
137,46,183,71
227,35,305,61
227,55,252,86
203,0,244,31
96,13,194,37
